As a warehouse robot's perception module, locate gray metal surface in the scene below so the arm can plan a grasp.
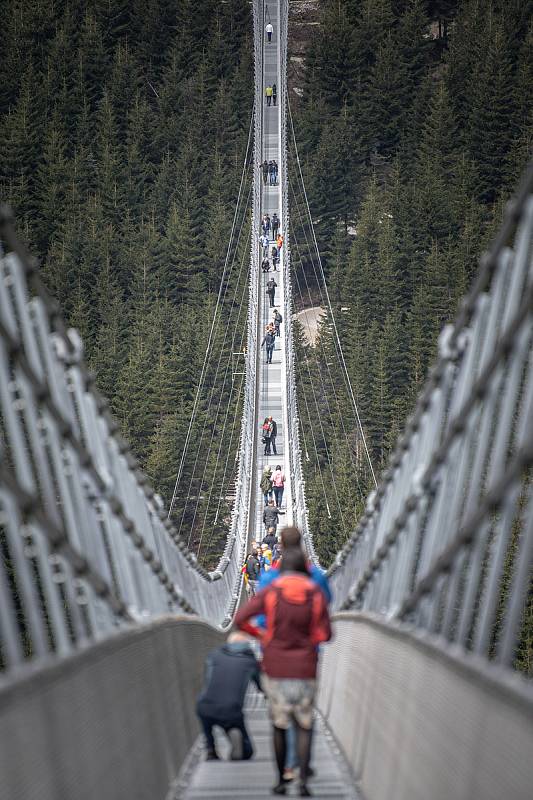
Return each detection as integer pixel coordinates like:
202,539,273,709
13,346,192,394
0,216,247,677
0,617,224,800
278,0,318,561
181,696,360,800
253,0,296,538
327,167,533,668
318,613,533,800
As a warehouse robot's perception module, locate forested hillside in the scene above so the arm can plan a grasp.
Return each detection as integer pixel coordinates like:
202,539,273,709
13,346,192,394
289,0,532,564
1,0,531,571
0,0,253,563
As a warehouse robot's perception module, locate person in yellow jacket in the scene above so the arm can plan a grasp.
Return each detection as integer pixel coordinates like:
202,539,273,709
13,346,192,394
260,542,272,573
265,85,273,106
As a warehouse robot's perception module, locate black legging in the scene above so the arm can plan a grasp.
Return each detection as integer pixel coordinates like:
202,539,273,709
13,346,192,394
273,722,312,785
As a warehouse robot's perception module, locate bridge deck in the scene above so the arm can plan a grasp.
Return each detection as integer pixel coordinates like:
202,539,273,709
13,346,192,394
180,696,359,799
254,0,293,540
180,3,358,797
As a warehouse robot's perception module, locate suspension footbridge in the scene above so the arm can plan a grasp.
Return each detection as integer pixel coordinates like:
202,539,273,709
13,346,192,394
1,2,533,799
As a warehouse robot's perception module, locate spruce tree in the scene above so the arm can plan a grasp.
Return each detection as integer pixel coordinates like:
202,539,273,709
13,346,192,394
468,20,515,203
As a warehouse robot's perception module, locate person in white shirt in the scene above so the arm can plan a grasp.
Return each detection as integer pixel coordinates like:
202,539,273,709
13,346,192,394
260,233,270,258
266,22,273,43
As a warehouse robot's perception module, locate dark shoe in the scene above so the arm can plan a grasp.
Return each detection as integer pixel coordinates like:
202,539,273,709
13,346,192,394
299,784,311,797
272,781,288,795
206,749,219,761
227,728,243,760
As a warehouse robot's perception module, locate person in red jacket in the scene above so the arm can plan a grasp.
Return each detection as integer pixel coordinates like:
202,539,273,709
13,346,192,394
234,548,332,797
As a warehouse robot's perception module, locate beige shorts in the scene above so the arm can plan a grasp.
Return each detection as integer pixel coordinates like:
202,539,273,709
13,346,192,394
261,675,316,730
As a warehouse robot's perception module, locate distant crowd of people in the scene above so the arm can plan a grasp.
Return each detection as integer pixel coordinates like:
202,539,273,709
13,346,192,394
260,210,283,364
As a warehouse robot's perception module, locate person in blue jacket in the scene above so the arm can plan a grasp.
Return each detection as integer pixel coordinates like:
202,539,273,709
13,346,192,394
196,632,261,761
257,525,331,602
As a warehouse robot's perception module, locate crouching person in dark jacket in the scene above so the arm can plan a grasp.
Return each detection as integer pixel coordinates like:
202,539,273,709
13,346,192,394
196,632,261,761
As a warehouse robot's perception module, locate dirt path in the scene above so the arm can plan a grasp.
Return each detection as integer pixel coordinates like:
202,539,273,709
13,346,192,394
293,306,324,346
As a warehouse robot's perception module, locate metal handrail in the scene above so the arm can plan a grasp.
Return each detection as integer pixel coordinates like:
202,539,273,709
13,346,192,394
278,0,318,562
326,164,533,668
0,3,268,676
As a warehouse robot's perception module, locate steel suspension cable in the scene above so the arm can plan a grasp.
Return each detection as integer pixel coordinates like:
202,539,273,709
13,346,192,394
290,222,366,510
199,262,253,546
293,348,335,520
168,111,255,519
179,183,253,541
192,301,250,553
287,97,378,488
185,213,252,548
179,198,251,541
288,172,371,487
289,190,372,492
286,279,348,530
288,181,366,478
196,367,247,561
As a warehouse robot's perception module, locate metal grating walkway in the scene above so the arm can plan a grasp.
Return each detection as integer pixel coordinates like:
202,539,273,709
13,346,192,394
181,696,360,799
255,0,293,539
180,4,358,797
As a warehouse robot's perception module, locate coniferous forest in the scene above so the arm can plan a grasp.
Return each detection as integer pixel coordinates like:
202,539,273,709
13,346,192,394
0,0,532,573
289,0,532,565
0,0,254,564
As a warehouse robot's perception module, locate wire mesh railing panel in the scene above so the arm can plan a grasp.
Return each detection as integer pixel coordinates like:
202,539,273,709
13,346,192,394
328,165,533,670
0,617,225,800
278,0,318,563
0,0,273,677
318,614,533,800
0,200,254,675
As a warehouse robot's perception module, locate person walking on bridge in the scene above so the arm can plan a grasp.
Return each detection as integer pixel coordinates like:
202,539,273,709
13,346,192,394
262,416,273,456
263,498,284,535
272,83,277,106
263,527,278,550
262,160,269,185
235,547,331,796
272,464,285,507
267,276,277,308
262,256,271,273
268,415,278,455
269,160,277,185
243,548,261,596
262,327,276,364
266,21,273,42
271,213,280,240
196,632,261,761
260,232,270,258
273,308,282,336
265,85,273,106
256,526,332,786
260,464,273,504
